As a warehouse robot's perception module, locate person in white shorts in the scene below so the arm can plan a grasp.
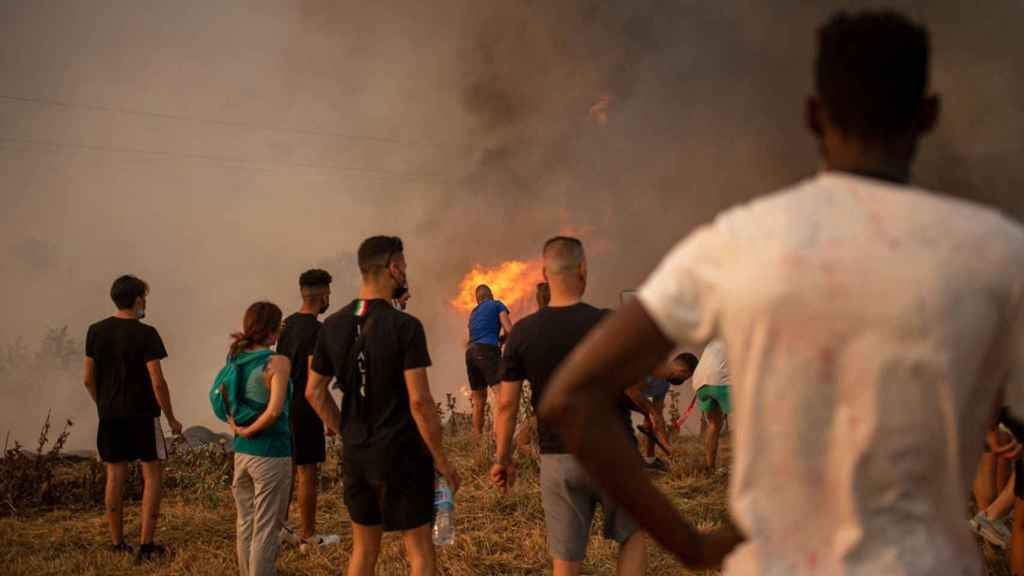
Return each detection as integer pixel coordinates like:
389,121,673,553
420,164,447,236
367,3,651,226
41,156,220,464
541,10,1024,575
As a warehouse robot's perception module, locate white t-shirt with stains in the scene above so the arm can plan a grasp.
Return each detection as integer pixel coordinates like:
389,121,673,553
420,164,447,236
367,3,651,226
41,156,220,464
638,171,1024,576
692,339,730,392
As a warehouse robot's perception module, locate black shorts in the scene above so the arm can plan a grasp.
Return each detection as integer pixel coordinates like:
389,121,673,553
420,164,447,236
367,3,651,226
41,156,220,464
466,344,501,392
290,397,326,466
343,443,434,532
97,416,166,463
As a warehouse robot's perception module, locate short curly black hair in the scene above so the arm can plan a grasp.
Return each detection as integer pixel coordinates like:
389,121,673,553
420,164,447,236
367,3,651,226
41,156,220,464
110,275,149,310
675,352,699,372
815,10,930,140
299,268,332,288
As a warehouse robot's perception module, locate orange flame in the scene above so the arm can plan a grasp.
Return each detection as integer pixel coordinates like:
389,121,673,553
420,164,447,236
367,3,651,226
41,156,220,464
450,260,543,316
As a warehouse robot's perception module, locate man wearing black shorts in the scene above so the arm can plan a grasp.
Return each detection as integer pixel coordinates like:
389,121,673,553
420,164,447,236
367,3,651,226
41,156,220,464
83,275,182,561
276,268,338,551
305,236,460,576
466,284,513,435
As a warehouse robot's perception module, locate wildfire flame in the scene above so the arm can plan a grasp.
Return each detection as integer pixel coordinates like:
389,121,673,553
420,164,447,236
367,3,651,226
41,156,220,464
450,260,544,316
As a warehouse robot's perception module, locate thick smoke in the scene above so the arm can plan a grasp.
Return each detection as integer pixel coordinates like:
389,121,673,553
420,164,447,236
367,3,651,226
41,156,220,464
0,0,1021,449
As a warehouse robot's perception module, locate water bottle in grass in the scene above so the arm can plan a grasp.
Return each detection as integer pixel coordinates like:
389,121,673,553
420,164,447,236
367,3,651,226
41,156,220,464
432,477,455,546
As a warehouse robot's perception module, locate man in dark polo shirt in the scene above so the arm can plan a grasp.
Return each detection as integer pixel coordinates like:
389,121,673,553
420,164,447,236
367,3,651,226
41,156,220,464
276,268,339,551
83,274,182,562
491,237,646,576
305,236,460,576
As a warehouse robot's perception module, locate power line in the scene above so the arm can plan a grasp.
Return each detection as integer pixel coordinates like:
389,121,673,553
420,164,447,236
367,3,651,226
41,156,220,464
0,136,455,183
0,93,461,152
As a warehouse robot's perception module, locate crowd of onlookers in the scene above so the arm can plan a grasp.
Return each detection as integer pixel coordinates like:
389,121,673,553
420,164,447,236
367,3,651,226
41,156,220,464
79,8,1024,576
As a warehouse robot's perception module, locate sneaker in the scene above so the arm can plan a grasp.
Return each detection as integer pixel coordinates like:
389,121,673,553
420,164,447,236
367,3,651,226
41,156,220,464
300,534,341,554
971,512,1010,549
110,541,134,554
135,543,168,563
644,457,670,473
280,525,301,546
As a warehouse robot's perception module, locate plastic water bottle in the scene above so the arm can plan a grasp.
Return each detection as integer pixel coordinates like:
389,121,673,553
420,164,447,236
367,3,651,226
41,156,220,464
432,477,455,546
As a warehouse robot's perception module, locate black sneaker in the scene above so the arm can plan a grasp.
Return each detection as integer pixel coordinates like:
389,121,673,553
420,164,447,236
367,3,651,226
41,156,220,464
110,541,134,554
135,543,168,563
644,458,670,473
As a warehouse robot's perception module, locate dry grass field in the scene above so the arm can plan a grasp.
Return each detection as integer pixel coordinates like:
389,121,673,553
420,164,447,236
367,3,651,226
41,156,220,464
0,416,1011,575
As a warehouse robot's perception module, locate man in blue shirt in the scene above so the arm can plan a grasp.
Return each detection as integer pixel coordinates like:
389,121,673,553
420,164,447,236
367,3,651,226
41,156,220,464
639,353,698,472
467,284,514,435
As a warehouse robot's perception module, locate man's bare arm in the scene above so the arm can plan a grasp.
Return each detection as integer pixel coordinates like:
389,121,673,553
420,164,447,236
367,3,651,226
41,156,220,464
494,380,523,465
83,357,98,404
491,380,523,490
626,383,670,456
540,299,743,568
499,311,514,341
406,367,460,493
232,356,290,437
146,360,182,435
306,368,341,434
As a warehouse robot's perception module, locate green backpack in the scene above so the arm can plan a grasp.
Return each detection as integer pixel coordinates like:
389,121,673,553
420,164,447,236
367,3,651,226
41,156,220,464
209,349,273,426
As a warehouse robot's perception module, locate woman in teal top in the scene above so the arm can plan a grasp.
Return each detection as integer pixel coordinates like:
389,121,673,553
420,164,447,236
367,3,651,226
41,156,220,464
223,301,293,576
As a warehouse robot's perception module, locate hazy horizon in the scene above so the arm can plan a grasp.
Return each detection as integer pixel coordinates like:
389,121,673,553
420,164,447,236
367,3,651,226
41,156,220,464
2,0,1022,450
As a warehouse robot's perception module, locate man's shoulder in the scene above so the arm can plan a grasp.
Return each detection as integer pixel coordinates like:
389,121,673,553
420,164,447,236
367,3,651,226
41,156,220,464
387,307,424,332
578,302,610,321
509,309,541,333
88,317,113,332
284,312,321,331
322,302,358,326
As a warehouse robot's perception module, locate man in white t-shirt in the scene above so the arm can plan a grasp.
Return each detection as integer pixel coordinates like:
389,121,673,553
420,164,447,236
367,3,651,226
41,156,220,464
540,10,1024,575
692,340,730,470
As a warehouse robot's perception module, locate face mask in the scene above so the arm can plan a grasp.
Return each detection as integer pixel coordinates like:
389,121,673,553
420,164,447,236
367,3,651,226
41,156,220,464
391,268,409,301
136,308,146,320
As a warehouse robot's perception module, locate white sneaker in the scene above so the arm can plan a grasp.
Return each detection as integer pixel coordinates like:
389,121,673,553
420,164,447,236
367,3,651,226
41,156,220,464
300,534,341,554
280,526,301,546
970,512,1010,549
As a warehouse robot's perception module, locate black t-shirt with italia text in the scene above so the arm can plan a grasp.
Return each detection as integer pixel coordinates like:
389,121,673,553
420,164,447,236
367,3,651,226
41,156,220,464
499,302,634,454
312,299,431,458
85,317,168,420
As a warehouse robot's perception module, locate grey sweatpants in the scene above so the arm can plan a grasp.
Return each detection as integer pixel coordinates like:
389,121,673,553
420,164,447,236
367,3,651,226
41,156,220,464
233,454,292,576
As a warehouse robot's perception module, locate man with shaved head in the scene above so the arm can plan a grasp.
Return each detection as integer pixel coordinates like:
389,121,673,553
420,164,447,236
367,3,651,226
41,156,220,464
466,283,513,435
491,236,646,576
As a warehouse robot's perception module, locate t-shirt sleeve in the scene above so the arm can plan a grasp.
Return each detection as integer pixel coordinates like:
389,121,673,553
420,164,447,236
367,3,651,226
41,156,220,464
1003,287,1024,425
85,325,96,359
637,218,730,348
497,301,510,315
143,327,168,363
402,318,432,370
499,325,526,382
311,327,335,377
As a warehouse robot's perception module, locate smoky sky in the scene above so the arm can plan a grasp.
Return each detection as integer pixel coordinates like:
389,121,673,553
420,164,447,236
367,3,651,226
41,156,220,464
1,0,1022,449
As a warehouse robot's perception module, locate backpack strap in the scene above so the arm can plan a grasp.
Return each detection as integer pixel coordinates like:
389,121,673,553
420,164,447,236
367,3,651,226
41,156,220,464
340,300,380,441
